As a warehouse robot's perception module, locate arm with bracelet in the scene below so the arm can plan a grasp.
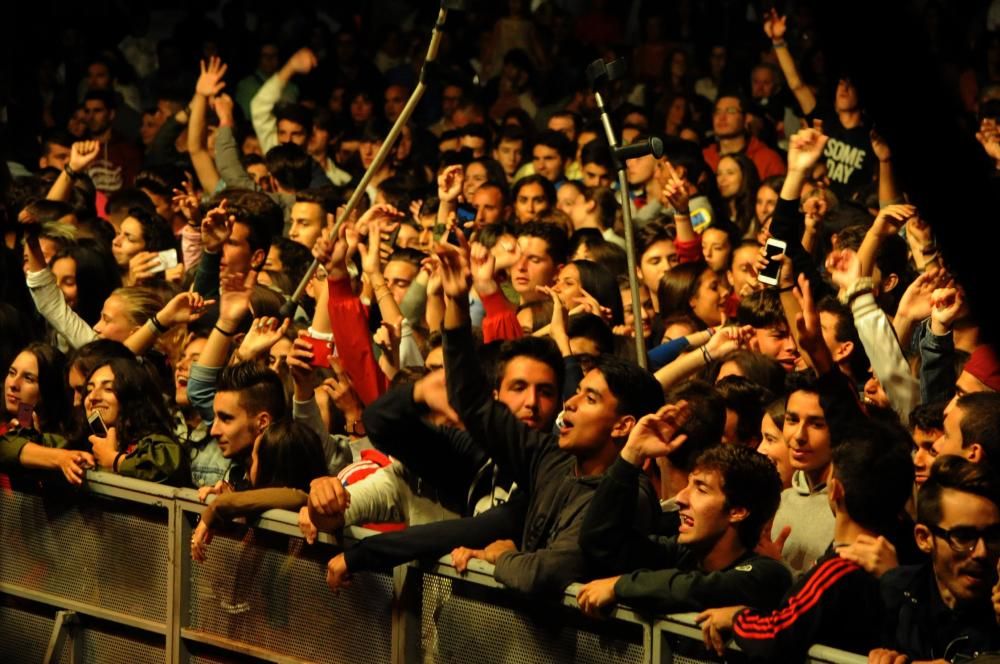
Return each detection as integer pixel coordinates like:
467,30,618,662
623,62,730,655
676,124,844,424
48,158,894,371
654,326,751,392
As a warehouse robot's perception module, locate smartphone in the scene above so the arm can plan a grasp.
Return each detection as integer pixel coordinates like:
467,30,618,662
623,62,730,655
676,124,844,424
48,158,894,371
303,335,333,368
757,237,788,286
87,410,108,437
149,248,179,274
17,402,33,428
456,202,476,224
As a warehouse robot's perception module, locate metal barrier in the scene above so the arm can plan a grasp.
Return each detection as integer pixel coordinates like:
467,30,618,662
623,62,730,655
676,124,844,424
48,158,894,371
0,471,867,663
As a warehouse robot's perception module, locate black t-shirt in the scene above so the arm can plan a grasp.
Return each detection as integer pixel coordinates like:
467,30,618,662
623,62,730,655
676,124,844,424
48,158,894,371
809,105,875,203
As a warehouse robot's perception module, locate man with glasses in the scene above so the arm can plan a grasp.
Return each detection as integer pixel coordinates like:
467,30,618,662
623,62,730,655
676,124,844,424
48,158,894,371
702,94,785,180
870,456,1000,662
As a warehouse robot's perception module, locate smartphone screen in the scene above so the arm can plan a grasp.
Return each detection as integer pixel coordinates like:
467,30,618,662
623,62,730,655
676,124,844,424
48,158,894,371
88,410,108,437
758,239,787,285
17,402,33,428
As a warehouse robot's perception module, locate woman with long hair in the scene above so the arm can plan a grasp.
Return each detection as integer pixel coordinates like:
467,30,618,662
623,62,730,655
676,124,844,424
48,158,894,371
84,356,188,485
657,260,725,329
716,152,760,235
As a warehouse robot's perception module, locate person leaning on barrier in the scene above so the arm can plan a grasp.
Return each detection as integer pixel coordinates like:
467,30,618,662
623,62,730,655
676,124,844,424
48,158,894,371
576,440,791,617
83,355,190,485
870,456,1000,663
398,238,662,595
0,342,94,485
695,426,915,661
190,420,328,562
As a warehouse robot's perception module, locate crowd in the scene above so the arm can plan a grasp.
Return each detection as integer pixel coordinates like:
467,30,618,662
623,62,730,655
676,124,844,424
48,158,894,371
3,1,1000,661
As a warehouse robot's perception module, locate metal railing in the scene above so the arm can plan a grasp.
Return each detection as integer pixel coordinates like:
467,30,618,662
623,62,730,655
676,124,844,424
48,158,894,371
0,471,867,663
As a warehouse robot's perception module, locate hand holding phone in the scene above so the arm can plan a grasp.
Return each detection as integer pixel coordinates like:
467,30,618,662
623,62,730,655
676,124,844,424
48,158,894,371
16,402,34,429
757,238,788,287
149,248,179,274
87,410,108,437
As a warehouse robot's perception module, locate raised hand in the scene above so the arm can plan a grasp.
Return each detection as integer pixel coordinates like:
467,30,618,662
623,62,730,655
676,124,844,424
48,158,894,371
871,204,916,238
433,238,472,299
318,360,365,423
469,241,498,294
659,161,690,214
757,523,791,561
792,273,833,373
437,164,464,203
620,401,692,466
285,48,318,77
825,247,861,292
411,368,461,425
357,218,384,277
896,268,947,324
762,8,787,41
196,56,228,98
930,286,964,335
201,198,234,253
218,270,258,328
537,285,571,356
976,118,1000,163
69,140,100,172
786,127,828,175
172,178,202,226
372,320,402,373
210,93,235,127
491,236,521,272
159,291,215,327
870,129,891,163
236,316,291,362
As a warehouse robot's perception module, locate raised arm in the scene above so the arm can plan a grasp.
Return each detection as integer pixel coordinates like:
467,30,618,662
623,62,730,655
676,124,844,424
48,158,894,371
213,94,258,191
764,10,817,116
251,48,316,153
188,57,227,193
123,291,216,356
47,141,99,202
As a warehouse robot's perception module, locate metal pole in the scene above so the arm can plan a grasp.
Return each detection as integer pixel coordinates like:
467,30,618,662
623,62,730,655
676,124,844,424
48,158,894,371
285,6,450,311
593,91,648,368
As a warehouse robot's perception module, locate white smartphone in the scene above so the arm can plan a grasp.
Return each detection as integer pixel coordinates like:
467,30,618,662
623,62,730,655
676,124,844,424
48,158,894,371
149,248,179,274
757,237,788,286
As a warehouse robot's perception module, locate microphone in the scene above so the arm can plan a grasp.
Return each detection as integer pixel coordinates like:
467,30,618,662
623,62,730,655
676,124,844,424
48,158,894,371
613,136,664,165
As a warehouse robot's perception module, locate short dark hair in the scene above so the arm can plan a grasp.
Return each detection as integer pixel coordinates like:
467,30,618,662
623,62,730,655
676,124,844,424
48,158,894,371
710,349,786,396
567,313,615,356
295,186,342,214
217,361,286,420
252,420,329,492
274,103,314,136
516,221,569,265
215,189,283,257
533,129,574,161
495,335,565,395
637,220,677,257
270,237,314,291
784,370,820,405
459,123,493,152
695,445,783,548
41,128,74,155
106,188,156,216
386,247,427,270
956,392,1000,465
816,296,869,380
83,89,116,110
909,401,946,433
716,375,772,447
593,354,665,422
832,424,914,534
265,143,313,191
736,289,787,330
665,379,726,471
918,455,1000,527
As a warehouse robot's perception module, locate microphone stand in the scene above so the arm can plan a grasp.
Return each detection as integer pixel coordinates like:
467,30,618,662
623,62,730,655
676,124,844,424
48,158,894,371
281,1,465,318
586,59,663,369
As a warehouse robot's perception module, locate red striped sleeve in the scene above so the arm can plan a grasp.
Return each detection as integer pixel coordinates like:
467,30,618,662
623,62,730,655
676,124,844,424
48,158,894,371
733,558,860,639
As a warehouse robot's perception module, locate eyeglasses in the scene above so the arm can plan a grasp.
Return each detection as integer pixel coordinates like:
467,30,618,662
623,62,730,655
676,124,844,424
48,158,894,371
926,523,1000,555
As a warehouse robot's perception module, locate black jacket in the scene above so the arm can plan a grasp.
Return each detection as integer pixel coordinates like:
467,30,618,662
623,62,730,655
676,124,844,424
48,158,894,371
880,563,1000,661
442,323,658,594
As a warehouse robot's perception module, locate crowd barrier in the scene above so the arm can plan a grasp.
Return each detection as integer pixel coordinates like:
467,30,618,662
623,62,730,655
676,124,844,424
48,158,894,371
0,471,867,663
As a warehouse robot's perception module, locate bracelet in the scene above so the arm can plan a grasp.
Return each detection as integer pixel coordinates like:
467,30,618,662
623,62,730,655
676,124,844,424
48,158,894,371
701,345,713,365
776,284,796,293
112,452,125,473
772,39,787,49
214,324,237,337
64,164,81,180
149,314,168,334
